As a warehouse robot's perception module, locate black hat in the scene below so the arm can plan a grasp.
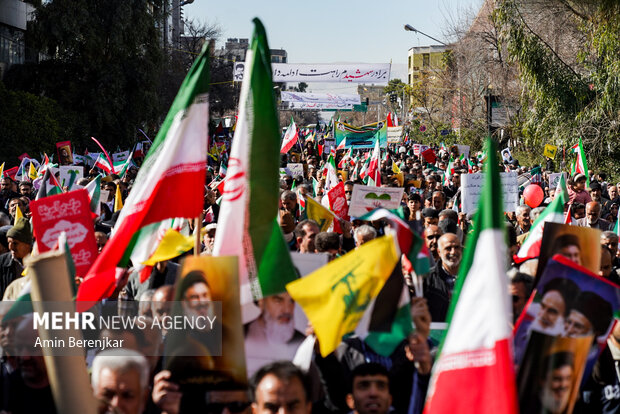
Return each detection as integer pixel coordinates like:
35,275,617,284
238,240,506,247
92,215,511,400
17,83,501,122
422,207,439,219
571,291,613,336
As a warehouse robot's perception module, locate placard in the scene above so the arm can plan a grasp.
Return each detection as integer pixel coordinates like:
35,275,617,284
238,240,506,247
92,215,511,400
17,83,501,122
59,166,84,188
29,189,98,276
348,185,405,217
456,144,470,160
461,172,519,213
112,150,130,162
549,172,565,190
286,163,304,178
387,126,403,144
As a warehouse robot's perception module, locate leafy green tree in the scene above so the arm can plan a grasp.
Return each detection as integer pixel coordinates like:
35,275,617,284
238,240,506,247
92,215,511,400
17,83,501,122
496,0,620,177
4,0,164,151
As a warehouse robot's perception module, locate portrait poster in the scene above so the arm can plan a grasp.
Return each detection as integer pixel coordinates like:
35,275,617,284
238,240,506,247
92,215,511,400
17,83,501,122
536,222,601,281
165,255,247,390
513,254,619,382
56,140,73,165
518,332,592,414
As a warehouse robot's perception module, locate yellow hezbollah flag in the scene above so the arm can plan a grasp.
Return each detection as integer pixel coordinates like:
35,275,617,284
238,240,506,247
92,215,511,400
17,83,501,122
286,234,399,357
0,162,4,179
305,196,335,232
14,206,23,225
392,161,401,174
28,163,37,180
114,185,123,212
544,144,558,159
143,229,194,266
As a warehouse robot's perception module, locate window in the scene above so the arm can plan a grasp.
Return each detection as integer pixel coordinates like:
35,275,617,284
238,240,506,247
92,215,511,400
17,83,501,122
423,53,430,68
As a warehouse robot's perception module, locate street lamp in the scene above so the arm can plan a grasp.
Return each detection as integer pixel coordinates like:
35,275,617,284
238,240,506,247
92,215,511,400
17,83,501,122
403,24,447,46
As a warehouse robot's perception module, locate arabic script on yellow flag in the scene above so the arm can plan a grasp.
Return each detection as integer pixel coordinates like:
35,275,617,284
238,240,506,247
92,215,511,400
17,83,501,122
305,196,335,232
286,234,398,357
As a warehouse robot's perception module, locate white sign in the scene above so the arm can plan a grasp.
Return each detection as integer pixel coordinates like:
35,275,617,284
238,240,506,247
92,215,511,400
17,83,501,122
461,172,519,213
59,166,83,189
549,172,566,189
348,185,405,217
272,63,390,84
281,91,361,105
287,102,353,110
387,126,403,144
112,151,130,162
456,145,470,160
413,144,429,156
286,163,304,178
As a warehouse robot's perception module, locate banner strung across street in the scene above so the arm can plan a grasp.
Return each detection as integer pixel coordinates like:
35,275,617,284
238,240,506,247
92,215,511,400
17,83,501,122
234,63,390,84
280,91,361,105
287,102,353,110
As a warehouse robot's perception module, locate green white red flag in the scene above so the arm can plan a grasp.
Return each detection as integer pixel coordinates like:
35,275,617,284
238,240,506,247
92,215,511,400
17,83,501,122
570,137,589,187
424,139,518,414
280,117,298,153
76,43,210,306
212,19,297,303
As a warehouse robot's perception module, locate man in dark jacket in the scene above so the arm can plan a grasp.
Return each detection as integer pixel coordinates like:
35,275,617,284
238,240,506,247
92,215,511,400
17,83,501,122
423,233,462,321
0,218,32,298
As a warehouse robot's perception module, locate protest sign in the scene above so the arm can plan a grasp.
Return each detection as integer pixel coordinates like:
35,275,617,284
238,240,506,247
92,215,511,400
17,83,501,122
517,332,592,414
328,182,349,233
548,172,565,190
59,166,83,189
501,148,513,163
514,254,617,384
536,222,601,280
544,144,558,159
30,189,98,276
112,150,130,162
286,163,304,178
56,140,73,165
413,144,429,156
387,126,403,144
456,144,470,160
166,255,247,390
334,121,387,149
348,184,405,217
461,172,519,213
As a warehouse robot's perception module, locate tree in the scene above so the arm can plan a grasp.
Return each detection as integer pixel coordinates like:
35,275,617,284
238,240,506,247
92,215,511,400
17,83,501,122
4,0,164,152
496,0,620,176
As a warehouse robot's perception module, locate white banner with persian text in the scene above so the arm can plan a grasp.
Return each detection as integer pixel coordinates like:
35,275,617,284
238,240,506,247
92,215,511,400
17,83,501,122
273,63,390,83
287,102,354,110
281,92,361,105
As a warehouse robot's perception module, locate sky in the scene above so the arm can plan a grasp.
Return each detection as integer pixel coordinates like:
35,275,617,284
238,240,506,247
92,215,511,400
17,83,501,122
185,0,484,92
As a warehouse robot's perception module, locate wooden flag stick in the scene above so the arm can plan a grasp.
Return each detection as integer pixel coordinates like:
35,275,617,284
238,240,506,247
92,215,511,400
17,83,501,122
194,214,203,256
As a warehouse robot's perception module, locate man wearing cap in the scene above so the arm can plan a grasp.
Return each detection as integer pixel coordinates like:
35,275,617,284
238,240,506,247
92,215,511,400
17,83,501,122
590,181,612,217
568,174,592,205
0,218,32,298
577,201,612,231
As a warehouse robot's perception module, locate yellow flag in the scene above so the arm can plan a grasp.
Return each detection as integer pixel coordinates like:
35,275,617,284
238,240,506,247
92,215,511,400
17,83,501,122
305,196,335,232
28,163,37,180
0,162,4,179
14,206,23,225
392,161,401,174
543,144,558,159
286,234,399,357
143,229,194,266
114,185,123,212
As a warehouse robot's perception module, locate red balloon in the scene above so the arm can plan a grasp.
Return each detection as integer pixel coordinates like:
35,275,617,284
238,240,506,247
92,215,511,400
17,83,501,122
523,184,544,208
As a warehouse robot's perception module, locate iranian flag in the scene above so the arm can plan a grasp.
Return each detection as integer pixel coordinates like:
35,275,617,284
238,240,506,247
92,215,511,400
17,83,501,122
424,140,518,414
280,117,298,154
212,19,297,304
515,173,568,261
570,137,589,187
366,138,381,186
76,43,210,305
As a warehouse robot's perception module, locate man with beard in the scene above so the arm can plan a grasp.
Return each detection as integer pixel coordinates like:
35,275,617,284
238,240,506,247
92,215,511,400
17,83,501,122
564,291,612,338
514,205,532,237
423,233,462,321
0,177,19,216
3,315,56,413
578,201,613,231
244,293,305,377
532,278,580,336
537,352,575,414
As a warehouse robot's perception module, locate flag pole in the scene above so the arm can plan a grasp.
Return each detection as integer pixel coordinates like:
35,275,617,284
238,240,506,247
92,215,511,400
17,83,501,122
194,214,202,256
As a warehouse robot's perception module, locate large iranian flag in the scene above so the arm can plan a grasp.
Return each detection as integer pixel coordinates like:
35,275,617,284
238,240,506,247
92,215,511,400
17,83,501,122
213,19,297,304
515,173,568,261
424,140,518,414
76,44,210,305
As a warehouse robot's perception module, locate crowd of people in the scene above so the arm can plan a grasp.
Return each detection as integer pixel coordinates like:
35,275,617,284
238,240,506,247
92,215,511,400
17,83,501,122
0,136,619,413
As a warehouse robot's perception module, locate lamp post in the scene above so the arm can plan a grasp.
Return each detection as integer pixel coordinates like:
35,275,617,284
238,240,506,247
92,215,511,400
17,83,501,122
403,24,447,46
